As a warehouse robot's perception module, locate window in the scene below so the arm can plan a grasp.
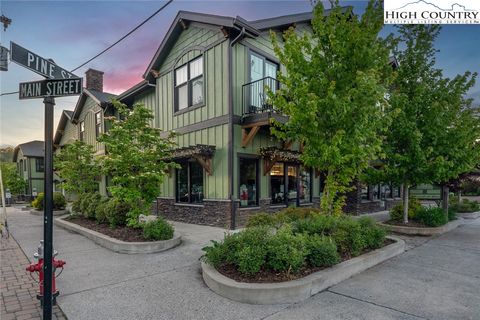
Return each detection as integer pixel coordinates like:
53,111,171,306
249,52,279,111
176,161,204,203
36,158,44,172
392,185,401,198
372,184,380,200
361,183,369,201
95,112,102,137
270,162,312,205
79,121,85,141
239,158,258,207
174,56,204,111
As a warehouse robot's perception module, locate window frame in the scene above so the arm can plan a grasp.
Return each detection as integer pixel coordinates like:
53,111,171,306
269,162,313,207
175,160,204,204
35,158,44,172
238,156,259,208
174,56,205,113
79,121,85,141
95,111,102,138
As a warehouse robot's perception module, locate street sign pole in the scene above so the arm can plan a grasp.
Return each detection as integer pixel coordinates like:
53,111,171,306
43,96,55,320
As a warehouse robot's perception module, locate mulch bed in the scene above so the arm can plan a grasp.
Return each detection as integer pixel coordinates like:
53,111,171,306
66,215,149,242
384,220,430,228
216,238,395,283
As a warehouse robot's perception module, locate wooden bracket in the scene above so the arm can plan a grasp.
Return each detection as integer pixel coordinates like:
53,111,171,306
299,141,305,153
149,69,160,78
193,155,213,176
282,139,293,150
315,169,321,178
241,126,260,148
263,156,279,175
220,26,229,38
179,19,188,30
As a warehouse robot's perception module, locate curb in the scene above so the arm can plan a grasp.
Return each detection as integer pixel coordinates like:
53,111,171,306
458,211,480,220
30,209,68,216
201,236,405,304
55,216,181,254
378,219,461,236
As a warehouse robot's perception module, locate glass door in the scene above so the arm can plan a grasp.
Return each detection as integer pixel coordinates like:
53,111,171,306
250,53,264,112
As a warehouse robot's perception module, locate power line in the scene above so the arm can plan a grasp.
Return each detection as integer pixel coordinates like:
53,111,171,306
0,0,173,97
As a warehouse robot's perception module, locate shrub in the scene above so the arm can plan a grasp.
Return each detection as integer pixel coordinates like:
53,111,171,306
389,198,422,221
95,197,110,224
306,235,340,268
266,226,308,272
246,213,275,228
103,198,130,227
71,198,82,214
448,209,457,221
450,198,480,213
358,217,386,249
276,207,320,223
31,193,44,210
142,217,174,241
236,245,267,275
32,192,67,210
53,193,66,210
79,193,102,219
415,207,448,227
331,218,366,257
293,214,337,235
202,240,228,268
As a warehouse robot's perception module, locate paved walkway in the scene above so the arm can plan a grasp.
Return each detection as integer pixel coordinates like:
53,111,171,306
5,207,480,320
0,231,66,320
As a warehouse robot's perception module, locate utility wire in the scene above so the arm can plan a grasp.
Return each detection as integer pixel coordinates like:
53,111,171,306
0,0,173,97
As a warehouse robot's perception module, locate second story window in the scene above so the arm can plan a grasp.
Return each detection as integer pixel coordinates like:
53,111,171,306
36,158,44,172
174,56,204,112
79,121,85,141
95,112,102,137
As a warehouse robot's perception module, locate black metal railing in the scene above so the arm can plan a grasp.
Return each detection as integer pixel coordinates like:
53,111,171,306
242,77,279,115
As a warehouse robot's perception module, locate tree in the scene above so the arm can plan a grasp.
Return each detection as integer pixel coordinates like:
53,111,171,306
269,0,394,215
0,162,26,195
97,100,176,227
381,25,479,223
54,141,100,195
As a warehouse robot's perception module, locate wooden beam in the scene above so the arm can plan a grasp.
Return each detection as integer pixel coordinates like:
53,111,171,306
194,155,213,176
241,126,260,148
263,156,279,175
220,26,229,38
241,119,270,128
179,19,188,30
299,140,305,153
283,139,293,150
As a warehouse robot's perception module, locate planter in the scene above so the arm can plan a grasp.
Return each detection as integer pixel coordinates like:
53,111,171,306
378,219,461,236
55,216,181,254
201,236,405,304
457,211,480,220
30,209,68,216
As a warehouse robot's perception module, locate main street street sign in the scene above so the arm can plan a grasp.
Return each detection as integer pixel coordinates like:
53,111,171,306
19,78,82,100
10,42,78,79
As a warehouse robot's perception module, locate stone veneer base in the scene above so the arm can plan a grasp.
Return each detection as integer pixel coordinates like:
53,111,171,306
201,236,405,305
378,219,462,236
55,216,181,254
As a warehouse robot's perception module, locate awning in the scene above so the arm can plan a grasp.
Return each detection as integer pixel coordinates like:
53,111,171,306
170,144,216,175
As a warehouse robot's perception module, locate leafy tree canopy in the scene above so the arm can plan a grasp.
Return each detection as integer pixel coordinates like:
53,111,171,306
0,162,26,195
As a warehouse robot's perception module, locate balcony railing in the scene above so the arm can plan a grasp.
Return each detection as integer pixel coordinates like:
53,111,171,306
242,77,279,115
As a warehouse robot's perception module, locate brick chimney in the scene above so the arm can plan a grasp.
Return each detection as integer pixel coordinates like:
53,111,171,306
85,68,104,92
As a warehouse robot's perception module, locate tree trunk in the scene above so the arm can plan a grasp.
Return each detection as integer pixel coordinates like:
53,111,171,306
403,183,409,224
442,184,449,220
458,190,462,203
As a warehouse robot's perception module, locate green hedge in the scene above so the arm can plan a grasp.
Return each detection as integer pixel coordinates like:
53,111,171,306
31,192,66,210
143,217,174,241
202,211,386,276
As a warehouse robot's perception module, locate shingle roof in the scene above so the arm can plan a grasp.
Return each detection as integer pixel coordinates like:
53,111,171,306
13,140,44,161
88,89,116,103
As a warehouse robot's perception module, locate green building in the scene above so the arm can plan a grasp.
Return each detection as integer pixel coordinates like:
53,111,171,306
13,140,45,199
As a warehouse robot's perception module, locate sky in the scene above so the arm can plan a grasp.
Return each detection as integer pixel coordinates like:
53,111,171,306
0,0,479,147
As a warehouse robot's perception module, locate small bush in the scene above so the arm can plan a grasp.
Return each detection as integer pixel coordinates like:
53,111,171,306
448,209,457,221
246,213,275,228
389,198,421,221
450,198,480,213
331,218,366,257
236,245,267,275
358,217,386,249
72,198,82,214
53,193,66,210
306,235,340,268
142,217,174,241
294,214,337,235
79,193,102,219
266,226,308,272
104,198,130,227
416,207,448,227
95,197,110,224
276,207,320,223
32,192,66,210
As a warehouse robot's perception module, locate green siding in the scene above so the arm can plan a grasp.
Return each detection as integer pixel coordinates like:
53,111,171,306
58,119,78,147
133,89,156,127
77,96,105,154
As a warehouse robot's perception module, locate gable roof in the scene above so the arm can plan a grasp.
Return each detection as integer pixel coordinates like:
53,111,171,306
71,88,116,122
117,80,154,105
13,140,44,162
53,110,75,147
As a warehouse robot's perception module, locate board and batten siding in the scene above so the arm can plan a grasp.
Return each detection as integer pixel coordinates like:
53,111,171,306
77,96,105,154
132,89,156,127
58,120,78,147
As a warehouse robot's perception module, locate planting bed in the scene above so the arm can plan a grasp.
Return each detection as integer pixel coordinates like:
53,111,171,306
378,219,461,236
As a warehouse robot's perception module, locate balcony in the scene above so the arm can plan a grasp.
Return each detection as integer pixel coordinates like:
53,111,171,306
240,77,287,147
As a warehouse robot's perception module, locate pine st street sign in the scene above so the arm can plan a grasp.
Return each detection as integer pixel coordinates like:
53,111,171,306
10,42,78,79
19,78,83,100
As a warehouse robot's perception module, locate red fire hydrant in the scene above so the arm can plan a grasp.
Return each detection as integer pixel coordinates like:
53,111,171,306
26,241,66,306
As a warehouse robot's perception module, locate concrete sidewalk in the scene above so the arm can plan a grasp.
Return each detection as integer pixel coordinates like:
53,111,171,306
5,207,480,320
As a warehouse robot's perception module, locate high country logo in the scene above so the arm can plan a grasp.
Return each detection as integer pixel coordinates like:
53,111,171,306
384,0,480,24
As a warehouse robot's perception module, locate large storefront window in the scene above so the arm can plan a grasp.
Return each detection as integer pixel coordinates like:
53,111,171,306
176,161,204,203
270,162,312,205
361,183,369,201
239,158,258,207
